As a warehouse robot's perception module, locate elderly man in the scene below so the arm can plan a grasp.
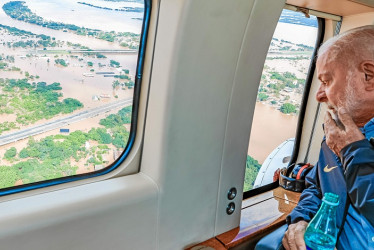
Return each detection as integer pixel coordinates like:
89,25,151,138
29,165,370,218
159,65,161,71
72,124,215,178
282,25,374,249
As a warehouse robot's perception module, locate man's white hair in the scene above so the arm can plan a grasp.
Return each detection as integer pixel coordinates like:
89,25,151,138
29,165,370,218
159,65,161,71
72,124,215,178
318,25,374,69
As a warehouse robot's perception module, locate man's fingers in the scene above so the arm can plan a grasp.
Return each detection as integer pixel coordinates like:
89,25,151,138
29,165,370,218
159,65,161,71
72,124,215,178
282,235,290,250
294,230,306,250
287,229,298,250
294,221,307,250
324,111,337,131
282,230,292,250
283,221,308,250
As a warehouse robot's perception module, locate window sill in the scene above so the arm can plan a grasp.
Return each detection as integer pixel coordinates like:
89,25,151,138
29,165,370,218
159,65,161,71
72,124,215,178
186,187,300,249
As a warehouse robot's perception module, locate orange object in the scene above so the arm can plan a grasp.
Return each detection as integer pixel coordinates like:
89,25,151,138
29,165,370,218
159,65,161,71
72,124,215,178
296,164,310,180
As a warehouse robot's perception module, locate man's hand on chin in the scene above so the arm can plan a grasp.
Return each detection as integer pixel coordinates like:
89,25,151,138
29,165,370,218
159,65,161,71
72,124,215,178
324,108,365,155
282,220,308,250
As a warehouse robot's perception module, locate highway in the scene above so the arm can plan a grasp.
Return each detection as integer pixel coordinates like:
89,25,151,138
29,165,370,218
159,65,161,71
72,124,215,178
69,49,138,54
36,49,138,54
0,98,133,146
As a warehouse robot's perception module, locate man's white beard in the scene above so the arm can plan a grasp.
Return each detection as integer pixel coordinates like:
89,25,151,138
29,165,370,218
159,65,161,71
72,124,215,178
325,79,359,129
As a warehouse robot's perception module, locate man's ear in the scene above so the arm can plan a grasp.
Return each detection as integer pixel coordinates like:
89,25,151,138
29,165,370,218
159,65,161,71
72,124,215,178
360,60,374,91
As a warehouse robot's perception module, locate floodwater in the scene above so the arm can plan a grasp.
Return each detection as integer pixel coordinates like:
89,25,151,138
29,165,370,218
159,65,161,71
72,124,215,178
0,0,142,115
248,102,298,164
0,0,144,174
248,21,318,164
273,22,318,47
0,49,138,109
25,0,143,33
0,0,144,49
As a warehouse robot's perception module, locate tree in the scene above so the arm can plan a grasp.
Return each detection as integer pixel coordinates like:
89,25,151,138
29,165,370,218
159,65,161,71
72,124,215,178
19,148,29,158
243,155,261,192
280,103,296,114
112,80,120,90
98,131,112,144
4,147,17,160
110,60,120,68
0,166,19,189
112,133,127,148
258,93,269,101
96,53,106,58
125,81,134,89
55,59,67,67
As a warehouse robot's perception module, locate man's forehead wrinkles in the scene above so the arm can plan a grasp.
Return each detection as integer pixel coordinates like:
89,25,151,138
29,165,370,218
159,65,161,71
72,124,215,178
317,60,335,75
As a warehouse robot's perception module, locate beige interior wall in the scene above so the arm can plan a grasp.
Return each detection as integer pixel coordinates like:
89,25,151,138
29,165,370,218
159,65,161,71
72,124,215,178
286,0,374,16
340,11,374,31
141,0,286,247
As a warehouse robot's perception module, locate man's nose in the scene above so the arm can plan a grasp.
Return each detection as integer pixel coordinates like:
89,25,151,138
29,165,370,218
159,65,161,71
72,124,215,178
316,85,327,103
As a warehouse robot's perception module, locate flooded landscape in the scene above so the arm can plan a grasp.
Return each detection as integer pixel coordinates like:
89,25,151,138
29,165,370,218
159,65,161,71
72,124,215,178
247,16,318,164
244,10,318,191
0,0,144,188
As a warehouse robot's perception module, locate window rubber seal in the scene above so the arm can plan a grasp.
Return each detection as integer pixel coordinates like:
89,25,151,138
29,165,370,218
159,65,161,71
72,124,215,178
0,0,152,197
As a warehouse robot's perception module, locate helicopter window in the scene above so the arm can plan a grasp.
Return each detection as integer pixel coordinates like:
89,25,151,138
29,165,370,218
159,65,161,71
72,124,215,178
243,9,319,192
0,0,149,195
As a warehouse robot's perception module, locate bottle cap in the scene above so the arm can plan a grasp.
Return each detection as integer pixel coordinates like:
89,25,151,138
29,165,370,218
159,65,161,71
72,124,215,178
322,192,339,206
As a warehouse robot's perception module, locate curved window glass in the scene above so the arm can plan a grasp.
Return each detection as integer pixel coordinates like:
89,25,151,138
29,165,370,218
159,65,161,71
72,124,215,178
244,9,319,192
0,0,150,195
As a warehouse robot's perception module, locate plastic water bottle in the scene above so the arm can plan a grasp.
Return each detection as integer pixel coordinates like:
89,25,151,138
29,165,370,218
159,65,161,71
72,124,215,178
304,192,339,250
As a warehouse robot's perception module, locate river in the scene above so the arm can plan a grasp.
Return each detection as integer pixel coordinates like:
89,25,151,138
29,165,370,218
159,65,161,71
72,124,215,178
0,0,144,49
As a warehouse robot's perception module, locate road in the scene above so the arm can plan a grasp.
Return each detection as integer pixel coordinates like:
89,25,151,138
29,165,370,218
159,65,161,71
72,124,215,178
0,98,133,146
36,49,138,54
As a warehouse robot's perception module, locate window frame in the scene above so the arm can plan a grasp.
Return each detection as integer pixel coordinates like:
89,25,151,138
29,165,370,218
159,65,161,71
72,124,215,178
0,0,152,197
243,15,325,199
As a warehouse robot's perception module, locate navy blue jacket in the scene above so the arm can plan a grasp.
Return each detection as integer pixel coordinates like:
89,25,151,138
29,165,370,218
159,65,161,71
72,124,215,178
287,138,374,232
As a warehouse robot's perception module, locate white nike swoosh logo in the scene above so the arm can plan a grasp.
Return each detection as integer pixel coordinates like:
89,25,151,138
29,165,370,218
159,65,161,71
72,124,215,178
324,165,338,173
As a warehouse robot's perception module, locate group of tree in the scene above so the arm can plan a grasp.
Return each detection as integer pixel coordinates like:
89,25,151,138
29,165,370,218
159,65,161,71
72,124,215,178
0,23,57,49
110,60,120,68
55,59,68,67
0,78,83,128
258,93,269,101
99,106,132,128
243,155,261,192
111,69,134,89
280,103,297,114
